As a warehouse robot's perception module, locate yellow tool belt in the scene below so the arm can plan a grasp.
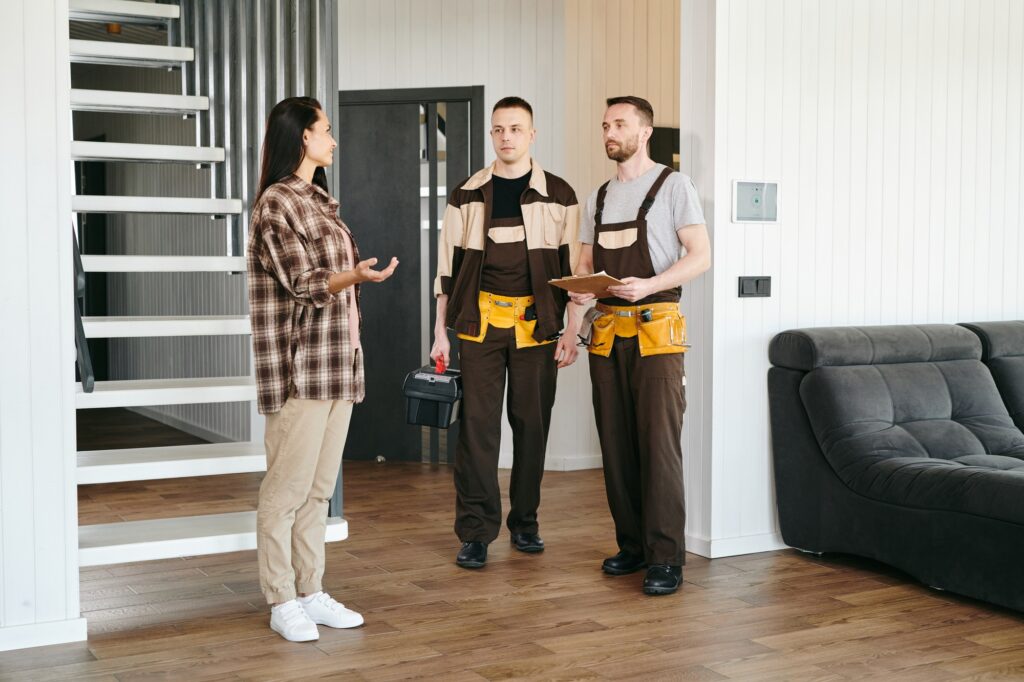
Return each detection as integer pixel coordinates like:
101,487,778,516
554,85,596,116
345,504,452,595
457,291,554,348
587,302,688,357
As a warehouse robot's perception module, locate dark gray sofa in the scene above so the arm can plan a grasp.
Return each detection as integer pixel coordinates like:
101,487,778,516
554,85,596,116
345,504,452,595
961,321,1024,431
768,323,1024,611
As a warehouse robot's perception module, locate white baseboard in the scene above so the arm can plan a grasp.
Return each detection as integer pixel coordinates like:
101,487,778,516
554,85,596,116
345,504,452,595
685,531,788,559
497,451,603,471
0,618,87,652
130,406,232,444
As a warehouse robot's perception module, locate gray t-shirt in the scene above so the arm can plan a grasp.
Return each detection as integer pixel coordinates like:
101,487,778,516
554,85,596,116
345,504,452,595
580,164,705,275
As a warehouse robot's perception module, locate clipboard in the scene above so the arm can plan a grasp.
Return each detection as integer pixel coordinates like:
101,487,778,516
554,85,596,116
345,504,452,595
548,271,624,294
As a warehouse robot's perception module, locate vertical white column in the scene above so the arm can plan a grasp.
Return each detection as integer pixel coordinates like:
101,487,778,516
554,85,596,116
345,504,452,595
0,0,85,652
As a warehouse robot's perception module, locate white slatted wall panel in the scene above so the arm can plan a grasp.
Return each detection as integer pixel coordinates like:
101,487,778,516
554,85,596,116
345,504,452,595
0,0,85,651
703,0,1024,555
679,0,715,554
74,64,249,443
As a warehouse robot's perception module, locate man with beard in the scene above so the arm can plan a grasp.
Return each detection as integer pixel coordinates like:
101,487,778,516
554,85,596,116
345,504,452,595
431,97,581,569
569,96,710,595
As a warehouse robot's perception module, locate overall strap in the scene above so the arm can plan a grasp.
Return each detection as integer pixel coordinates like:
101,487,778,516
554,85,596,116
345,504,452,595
594,180,612,226
637,167,675,221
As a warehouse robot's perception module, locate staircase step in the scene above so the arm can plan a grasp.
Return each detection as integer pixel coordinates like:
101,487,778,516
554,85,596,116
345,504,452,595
70,0,179,24
83,315,250,337
72,141,225,165
71,89,209,116
70,39,193,68
80,512,348,567
76,376,256,409
81,256,245,272
73,195,241,215
78,442,266,484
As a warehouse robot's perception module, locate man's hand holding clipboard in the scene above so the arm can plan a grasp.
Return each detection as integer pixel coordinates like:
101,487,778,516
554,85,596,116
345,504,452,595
549,271,623,304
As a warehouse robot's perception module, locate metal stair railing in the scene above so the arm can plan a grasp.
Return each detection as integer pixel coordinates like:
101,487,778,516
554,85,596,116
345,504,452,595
73,227,95,393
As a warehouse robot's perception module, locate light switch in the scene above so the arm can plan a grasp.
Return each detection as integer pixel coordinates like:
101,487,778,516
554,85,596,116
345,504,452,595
738,276,771,297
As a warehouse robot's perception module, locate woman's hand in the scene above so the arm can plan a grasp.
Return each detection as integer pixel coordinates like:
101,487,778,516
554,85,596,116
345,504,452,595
355,257,399,283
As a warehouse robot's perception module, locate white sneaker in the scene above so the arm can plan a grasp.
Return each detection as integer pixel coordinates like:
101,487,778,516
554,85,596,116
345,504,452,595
298,591,364,629
270,599,319,642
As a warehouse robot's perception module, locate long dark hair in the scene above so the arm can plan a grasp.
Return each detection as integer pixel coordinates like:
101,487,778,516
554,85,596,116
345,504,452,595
254,96,330,204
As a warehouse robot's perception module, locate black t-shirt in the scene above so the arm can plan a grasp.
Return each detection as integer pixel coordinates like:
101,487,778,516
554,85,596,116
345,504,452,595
482,171,532,297
491,172,530,219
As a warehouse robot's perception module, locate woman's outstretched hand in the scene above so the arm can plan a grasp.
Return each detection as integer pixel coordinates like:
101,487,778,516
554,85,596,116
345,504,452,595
355,257,399,283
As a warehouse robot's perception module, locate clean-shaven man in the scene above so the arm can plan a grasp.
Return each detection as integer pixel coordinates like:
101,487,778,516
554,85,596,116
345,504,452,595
431,97,581,569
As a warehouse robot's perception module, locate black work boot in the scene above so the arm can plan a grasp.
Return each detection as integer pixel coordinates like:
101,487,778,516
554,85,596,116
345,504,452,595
456,541,488,569
510,533,545,553
642,564,683,595
601,550,646,576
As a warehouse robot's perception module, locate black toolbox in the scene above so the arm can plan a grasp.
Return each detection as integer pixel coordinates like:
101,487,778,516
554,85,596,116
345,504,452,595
402,365,463,428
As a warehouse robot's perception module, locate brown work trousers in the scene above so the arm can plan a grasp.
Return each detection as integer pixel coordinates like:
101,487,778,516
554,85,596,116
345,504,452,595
454,325,558,543
589,336,686,566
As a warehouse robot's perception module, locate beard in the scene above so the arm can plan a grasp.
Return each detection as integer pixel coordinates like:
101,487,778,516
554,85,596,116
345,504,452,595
605,134,640,162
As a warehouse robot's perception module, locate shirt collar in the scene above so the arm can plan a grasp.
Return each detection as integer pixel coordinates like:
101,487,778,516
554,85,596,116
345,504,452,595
283,173,339,210
461,159,548,196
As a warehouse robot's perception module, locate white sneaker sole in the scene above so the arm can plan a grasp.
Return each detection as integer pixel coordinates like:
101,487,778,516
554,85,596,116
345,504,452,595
271,621,319,642
310,615,364,629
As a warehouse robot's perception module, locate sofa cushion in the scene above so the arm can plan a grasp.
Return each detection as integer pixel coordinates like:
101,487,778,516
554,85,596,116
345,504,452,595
961,321,1024,431
769,324,981,371
782,325,1024,525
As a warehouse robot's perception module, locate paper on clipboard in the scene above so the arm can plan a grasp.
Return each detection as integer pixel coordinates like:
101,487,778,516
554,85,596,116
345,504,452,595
548,271,624,294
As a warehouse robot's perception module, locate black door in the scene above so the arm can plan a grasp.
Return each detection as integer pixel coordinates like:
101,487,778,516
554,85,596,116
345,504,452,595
336,87,484,465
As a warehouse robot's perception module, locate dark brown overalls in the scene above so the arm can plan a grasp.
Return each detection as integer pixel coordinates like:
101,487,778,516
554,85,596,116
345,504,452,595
588,167,687,567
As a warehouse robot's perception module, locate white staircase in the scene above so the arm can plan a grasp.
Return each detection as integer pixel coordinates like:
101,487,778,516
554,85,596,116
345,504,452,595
81,255,246,272
83,315,251,337
70,0,347,569
72,195,242,214
71,88,209,116
71,141,225,165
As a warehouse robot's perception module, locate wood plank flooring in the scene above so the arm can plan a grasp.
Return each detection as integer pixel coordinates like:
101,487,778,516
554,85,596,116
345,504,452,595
6,461,1024,680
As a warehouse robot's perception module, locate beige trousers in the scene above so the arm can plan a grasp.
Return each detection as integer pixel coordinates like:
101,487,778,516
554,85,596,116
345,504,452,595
257,397,353,604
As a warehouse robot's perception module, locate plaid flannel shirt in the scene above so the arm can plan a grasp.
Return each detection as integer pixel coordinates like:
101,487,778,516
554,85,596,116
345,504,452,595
246,174,365,414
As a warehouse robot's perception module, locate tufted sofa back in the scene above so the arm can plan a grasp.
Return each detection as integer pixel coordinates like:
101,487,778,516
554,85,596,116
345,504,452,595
769,325,1024,481
961,321,1024,431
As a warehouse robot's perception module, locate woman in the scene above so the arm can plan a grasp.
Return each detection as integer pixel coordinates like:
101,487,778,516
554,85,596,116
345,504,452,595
246,97,398,642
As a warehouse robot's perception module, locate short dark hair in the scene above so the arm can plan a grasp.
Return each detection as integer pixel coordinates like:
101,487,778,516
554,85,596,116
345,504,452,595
606,96,654,127
492,96,533,119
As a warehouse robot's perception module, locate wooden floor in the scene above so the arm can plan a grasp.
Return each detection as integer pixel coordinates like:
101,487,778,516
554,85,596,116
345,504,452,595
6,462,1024,681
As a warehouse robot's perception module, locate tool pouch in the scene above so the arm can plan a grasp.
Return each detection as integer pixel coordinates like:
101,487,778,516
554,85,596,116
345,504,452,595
586,311,616,357
637,309,688,357
577,306,603,346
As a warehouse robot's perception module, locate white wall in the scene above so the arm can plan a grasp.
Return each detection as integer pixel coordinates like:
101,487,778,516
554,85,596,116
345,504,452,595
339,0,567,173
0,0,86,652
679,0,716,556
687,0,1024,557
